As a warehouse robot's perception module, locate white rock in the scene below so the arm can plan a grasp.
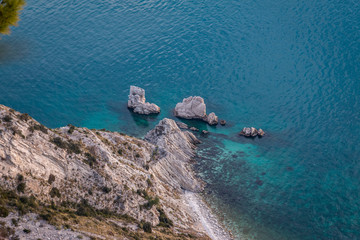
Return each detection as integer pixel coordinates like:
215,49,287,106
145,118,203,192
174,96,218,125
205,112,218,125
174,96,206,120
127,86,160,114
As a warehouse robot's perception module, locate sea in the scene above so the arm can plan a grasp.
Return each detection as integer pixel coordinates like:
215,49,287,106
0,0,359,239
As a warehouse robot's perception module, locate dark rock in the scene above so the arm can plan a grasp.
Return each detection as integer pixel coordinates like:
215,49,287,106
189,127,199,132
220,120,226,125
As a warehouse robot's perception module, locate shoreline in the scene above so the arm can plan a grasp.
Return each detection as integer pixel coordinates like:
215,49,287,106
183,190,234,240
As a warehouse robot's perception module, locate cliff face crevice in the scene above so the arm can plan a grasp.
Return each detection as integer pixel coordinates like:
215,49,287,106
0,105,209,238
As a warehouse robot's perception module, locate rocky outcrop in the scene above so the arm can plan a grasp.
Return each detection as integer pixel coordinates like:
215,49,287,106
220,120,226,126
127,86,160,114
190,127,199,132
174,96,206,120
239,127,265,137
0,105,211,239
204,112,218,125
174,96,219,125
176,121,189,129
144,118,202,192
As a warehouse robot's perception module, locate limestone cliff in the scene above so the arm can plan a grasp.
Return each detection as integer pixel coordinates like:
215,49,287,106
0,105,210,239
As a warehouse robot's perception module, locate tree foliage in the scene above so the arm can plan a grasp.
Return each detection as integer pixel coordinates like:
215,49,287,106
0,0,26,35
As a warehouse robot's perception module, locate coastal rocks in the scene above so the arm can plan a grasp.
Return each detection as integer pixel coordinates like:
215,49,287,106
257,128,265,137
174,96,219,125
176,121,189,129
201,130,209,134
176,122,200,133
127,86,160,115
0,105,221,239
220,120,226,126
174,96,206,119
239,127,265,137
205,112,218,125
145,118,203,192
190,127,199,132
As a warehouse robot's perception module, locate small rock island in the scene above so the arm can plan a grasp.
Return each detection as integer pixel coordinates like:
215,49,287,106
174,96,219,125
128,86,160,115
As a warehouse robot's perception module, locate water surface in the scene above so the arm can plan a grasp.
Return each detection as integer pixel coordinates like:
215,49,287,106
1,0,360,239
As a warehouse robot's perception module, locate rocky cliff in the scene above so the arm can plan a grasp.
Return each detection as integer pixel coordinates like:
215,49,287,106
0,105,211,239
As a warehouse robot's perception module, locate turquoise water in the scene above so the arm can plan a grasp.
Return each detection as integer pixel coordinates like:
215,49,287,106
1,0,360,239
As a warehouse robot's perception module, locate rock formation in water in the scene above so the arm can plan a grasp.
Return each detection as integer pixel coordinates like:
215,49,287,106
128,85,160,115
204,112,218,126
0,105,212,239
174,96,219,125
239,127,265,137
176,121,189,129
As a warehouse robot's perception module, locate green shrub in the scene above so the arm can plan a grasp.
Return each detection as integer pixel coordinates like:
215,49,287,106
84,153,97,167
0,206,9,217
51,137,67,149
39,213,52,222
11,218,18,226
142,222,152,233
67,125,75,134
142,196,159,210
117,149,123,155
157,208,173,228
16,182,26,193
23,228,31,233
67,141,81,154
33,124,48,134
135,153,140,158
49,187,61,198
17,174,24,182
19,113,30,121
51,137,81,154
75,200,96,217
146,179,152,187
102,186,111,194
3,115,12,122
48,174,56,184
0,225,14,239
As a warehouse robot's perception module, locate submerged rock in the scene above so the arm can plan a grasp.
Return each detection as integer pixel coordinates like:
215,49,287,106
176,121,189,129
127,86,160,115
190,127,199,132
174,96,219,125
201,130,209,134
220,120,226,125
239,127,265,138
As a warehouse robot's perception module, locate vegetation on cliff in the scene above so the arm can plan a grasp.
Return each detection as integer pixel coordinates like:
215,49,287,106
0,0,26,35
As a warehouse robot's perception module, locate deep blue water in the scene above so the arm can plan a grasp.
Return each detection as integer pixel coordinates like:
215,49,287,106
1,0,360,239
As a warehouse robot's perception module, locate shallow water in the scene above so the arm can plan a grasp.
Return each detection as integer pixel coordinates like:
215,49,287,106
1,0,360,239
